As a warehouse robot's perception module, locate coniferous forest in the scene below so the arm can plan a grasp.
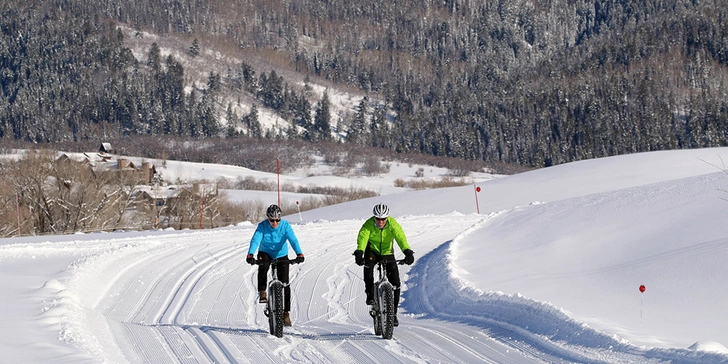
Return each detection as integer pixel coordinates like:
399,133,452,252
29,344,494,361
2,0,728,168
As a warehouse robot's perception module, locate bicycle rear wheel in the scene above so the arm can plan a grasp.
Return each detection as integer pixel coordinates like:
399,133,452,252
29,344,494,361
268,281,285,338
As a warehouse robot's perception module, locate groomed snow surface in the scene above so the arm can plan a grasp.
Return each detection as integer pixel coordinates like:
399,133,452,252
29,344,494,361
3,147,728,363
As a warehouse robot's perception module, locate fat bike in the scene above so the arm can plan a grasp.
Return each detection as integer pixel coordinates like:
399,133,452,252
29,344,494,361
369,258,405,340
257,259,299,338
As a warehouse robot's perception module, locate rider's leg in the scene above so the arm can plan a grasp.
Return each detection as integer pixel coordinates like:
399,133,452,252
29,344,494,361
277,258,291,312
386,260,401,311
363,249,378,304
387,260,401,326
257,252,272,301
363,265,375,304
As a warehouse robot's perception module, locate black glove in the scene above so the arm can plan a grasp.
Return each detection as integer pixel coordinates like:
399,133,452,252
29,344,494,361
246,254,255,265
353,250,364,266
295,254,305,263
403,249,415,265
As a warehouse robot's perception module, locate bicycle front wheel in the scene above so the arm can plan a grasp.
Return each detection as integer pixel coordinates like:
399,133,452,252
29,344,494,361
380,284,395,340
268,281,285,338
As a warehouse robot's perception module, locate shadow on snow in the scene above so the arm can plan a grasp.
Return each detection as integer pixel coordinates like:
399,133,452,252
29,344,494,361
192,325,381,341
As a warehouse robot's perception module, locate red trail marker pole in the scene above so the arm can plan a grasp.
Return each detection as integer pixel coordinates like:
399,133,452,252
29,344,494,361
474,186,481,214
639,285,646,319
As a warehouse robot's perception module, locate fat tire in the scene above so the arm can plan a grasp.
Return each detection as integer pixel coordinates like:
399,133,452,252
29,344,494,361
381,283,395,339
269,281,285,338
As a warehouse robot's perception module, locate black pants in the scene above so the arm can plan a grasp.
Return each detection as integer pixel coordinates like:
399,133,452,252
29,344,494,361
257,252,292,312
363,249,401,313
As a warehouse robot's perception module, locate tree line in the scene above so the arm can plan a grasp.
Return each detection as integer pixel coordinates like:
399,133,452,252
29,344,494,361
2,0,727,168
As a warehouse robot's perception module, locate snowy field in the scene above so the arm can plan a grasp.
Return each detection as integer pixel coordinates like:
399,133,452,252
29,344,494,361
2,147,728,363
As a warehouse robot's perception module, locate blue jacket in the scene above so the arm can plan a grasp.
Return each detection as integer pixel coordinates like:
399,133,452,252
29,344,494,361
247,219,303,259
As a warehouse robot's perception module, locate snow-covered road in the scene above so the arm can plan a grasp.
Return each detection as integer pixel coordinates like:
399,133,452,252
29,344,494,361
76,215,541,363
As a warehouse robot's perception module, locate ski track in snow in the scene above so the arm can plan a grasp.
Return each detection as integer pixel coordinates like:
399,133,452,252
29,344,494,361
42,215,728,363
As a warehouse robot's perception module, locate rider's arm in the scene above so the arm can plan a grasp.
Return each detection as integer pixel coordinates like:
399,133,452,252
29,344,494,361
356,220,373,251
284,221,303,255
248,222,265,255
389,218,411,252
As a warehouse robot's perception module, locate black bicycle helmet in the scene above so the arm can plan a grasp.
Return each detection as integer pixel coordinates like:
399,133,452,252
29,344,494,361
372,203,389,219
266,204,282,219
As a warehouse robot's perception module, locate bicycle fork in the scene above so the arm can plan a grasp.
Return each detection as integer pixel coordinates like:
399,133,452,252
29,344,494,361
264,281,288,317
369,281,390,315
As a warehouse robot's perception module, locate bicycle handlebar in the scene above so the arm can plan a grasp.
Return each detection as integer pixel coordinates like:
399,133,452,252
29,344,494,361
254,259,301,266
373,258,407,265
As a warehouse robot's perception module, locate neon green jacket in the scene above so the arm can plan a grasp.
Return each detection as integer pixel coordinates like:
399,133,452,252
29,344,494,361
356,216,411,255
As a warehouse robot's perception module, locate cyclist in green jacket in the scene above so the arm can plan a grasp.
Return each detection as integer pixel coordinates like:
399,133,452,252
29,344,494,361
353,203,414,327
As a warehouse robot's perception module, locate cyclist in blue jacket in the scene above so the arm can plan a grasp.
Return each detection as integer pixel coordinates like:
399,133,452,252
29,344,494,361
246,204,304,326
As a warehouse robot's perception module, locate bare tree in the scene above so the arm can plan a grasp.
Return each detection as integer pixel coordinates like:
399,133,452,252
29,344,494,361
9,150,59,235
0,150,147,236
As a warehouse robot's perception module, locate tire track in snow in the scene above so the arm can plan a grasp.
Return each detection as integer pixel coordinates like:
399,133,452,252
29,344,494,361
321,261,356,324
152,243,247,364
155,244,240,324
98,237,200,323
101,232,247,363
296,257,337,323
403,324,498,363
223,268,250,326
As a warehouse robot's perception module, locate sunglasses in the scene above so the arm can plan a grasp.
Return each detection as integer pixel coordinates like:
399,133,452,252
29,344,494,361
375,217,387,222
268,219,281,223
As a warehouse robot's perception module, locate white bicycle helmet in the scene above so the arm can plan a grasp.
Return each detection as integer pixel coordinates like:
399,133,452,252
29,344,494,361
372,203,389,219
